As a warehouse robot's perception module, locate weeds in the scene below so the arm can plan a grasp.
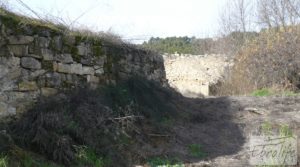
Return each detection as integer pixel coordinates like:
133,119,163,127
251,88,273,97
75,146,108,167
0,155,8,167
147,157,184,167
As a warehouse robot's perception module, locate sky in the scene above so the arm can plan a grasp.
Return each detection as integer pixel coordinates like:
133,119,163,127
5,0,228,43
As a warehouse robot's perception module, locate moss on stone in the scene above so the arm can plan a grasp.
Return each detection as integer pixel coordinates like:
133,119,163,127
41,60,53,71
71,47,81,62
92,46,104,57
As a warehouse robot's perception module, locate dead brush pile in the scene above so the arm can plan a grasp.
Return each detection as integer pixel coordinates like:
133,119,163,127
215,27,300,95
7,77,181,166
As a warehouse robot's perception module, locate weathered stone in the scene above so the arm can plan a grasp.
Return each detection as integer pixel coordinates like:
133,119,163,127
27,69,47,80
45,72,62,87
52,36,63,51
0,46,10,57
80,57,94,66
71,63,83,74
41,49,54,60
95,68,104,76
82,66,95,75
0,102,16,117
94,57,105,67
53,62,58,72
28,54,42,59
21,57,41,69
87,75,99,83
37,37,50,48
18,81,38,91
8,35,34,45
0,93,8,101
57,63,72,73
41,87,58,96
55,54,73,63
8,45,28,56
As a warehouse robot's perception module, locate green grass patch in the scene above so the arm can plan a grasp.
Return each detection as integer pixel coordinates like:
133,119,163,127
187,144,207,158
147,157,184,167
251,88,273,96
281,91,300,96
251,88,300,97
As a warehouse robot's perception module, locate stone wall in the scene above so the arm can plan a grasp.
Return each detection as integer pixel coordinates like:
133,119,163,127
0,13,166,118
163,53,232,97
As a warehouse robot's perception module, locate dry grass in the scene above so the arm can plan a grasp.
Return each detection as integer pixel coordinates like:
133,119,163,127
215,27,300,95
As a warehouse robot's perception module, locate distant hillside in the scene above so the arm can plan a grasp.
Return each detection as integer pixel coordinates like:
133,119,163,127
141,32,258,55
141,36,216,55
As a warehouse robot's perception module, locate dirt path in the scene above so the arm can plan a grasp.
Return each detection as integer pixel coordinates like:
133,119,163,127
140,96,300,167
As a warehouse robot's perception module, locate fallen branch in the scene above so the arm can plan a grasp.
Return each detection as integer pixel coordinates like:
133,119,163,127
113,115,144,120
147,133,170,137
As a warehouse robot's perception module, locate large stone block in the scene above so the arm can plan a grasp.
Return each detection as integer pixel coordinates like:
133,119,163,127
82,66,95,75
8,35,34,45
36,37,50,48
41,87,58,96
0,102,16,117
55,54,73,63
52,36,63,51
21,57,41,69
77,43,91,56
57,63,72,74
41,49,54,61
8,45,28,56
45,72,62,87
87,75,99,83
95,68,104,76
71,63,83,74
18,81,39,91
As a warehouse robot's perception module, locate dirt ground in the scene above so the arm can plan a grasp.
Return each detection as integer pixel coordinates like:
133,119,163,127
138,96,300,167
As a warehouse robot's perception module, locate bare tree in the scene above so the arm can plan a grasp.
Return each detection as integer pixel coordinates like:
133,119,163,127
257,0,300,31
219,0,253,35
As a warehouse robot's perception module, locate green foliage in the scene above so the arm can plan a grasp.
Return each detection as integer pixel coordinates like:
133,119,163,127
0,155,8,167
279,124,293,137
147,157,184,167
75,146,108,167
251,88,300,97
142,36,214,54
251,88,273,97
261,121,273,136
187,144,207,158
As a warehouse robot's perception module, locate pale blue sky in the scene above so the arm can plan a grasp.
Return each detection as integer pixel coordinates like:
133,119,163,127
7,0,228,42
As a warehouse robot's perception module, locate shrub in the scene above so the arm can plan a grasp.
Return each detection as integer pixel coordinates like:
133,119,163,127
9,77,180,166
215,27,300,95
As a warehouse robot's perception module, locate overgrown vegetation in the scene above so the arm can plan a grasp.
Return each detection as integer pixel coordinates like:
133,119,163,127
4,77,181,166
213,0,300,96
147,157,184,167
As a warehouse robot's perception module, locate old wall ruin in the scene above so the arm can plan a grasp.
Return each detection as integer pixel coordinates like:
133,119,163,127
163,53,232,97
0,12,166,118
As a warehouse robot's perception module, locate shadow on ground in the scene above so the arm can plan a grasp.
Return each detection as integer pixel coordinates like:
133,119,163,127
138,94,246,165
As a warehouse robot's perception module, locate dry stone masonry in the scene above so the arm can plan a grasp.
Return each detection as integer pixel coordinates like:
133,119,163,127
0,13,166,118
